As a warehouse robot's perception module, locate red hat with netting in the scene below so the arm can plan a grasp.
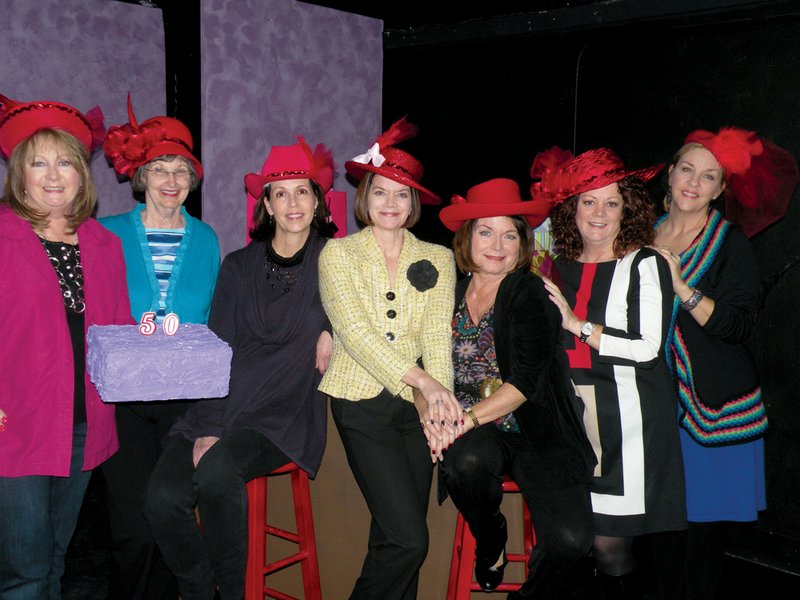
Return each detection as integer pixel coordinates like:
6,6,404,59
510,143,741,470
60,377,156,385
684,127,800,237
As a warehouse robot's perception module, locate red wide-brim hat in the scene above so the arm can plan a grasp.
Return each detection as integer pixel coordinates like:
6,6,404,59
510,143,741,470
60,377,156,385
244,137,334,204
530,147,663,205
345,145,441,205
0,94,104,157
439,178,550,232
103,94,202,179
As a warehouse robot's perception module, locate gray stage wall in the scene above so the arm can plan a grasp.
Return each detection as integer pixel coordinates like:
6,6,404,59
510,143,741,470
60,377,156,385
200,0,383,256
0,0,166,218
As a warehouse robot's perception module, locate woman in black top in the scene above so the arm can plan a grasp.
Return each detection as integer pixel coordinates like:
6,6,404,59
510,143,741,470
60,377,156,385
144,137,335,600
438,178,594,599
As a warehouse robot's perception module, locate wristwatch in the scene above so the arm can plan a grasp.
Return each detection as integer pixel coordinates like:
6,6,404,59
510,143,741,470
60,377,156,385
579,321,594,343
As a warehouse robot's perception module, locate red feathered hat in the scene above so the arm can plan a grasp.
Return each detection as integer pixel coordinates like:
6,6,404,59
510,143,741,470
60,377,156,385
531,146,663,205
345,117,441,205
0,93,104,157
103,93,202,179
244,136,334,205
439,178,550,232
684,127,800,237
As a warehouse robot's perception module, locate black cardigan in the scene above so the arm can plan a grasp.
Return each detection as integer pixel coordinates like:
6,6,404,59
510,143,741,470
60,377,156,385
455,269,595,488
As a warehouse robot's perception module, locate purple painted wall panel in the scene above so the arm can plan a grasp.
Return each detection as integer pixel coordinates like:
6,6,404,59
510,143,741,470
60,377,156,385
0,0,165,217
201,0,383,256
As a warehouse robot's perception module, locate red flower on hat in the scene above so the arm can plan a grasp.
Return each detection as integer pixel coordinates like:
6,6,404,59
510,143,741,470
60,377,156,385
530,146,574,204
686,127,764,177
104,121,168,178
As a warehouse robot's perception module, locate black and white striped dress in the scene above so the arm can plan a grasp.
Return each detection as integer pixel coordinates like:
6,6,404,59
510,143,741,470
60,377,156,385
556,247,686,536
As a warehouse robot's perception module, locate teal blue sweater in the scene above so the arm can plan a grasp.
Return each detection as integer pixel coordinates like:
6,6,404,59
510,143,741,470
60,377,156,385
100,205,220,324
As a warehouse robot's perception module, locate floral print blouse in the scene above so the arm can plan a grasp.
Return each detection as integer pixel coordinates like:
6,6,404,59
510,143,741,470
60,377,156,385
452,297,519,432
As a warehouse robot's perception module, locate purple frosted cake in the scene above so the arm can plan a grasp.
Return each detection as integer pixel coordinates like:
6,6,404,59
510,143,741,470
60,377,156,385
87,323,232,402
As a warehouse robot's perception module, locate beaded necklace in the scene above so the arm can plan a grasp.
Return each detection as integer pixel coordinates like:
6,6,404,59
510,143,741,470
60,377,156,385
39,235,85,313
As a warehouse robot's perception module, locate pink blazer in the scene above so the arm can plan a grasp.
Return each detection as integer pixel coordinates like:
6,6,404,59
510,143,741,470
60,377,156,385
0,205,133,476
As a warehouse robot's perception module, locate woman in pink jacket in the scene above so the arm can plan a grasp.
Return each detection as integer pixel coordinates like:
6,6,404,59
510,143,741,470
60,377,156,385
0,94,132,599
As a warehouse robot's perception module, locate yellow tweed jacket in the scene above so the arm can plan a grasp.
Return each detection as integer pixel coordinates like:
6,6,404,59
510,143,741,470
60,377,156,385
319,227,455,402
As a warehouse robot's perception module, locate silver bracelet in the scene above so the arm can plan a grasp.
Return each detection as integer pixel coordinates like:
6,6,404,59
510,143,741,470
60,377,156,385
681,288,703,311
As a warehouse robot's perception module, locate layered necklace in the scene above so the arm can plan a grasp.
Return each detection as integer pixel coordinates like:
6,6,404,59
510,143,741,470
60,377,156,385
39,232,85,313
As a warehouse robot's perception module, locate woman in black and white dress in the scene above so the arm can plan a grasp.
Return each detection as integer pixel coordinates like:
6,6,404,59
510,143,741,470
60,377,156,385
533,147,686,598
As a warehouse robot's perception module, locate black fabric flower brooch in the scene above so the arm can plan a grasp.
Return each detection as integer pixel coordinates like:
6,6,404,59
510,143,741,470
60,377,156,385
407,260,438,292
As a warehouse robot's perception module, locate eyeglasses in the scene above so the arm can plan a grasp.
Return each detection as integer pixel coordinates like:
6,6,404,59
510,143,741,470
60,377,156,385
143,165,192,182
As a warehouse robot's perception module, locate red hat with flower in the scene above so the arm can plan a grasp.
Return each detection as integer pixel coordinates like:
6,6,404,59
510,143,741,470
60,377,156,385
531,146,663,206
103,93,202,179
345,117,441,205
683,127,799,237
0,93,105,157
439,178,550,232
244,136,334,206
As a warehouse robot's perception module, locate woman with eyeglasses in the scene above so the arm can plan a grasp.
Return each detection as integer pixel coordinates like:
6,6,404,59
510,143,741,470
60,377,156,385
99,96,220,600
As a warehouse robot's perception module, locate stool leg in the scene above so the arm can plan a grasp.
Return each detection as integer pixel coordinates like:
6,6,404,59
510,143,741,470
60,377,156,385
291,469,322,600
454,514,477,599
522,500,534,580
246,477,267,600
446,515,465,600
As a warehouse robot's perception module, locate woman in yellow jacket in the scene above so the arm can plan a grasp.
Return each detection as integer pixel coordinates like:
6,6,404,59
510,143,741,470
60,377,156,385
319,119,462,600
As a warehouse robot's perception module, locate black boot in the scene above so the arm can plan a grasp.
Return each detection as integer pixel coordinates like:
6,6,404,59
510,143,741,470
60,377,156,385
474,515,509,592
595,569,643,600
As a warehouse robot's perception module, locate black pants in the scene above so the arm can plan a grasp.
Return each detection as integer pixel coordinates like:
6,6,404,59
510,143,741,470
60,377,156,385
331,392,434,600
101,401,193,600
143,428,289,600
441,425,594,599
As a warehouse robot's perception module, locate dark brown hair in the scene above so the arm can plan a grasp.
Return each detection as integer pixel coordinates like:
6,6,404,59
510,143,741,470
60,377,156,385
452,215,534,274
353,172,421,228
1,128,95,233
249,179,332,241
551,175,655,262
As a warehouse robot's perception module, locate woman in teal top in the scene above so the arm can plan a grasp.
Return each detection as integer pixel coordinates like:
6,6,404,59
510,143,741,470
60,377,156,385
98,97,220,600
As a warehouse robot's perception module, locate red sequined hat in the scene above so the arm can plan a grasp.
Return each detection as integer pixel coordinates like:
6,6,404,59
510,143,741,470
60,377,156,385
439,178,550,232
345,117,441,205
244,137,334,205
683,127,799,237
530,146,663,205
103,94,202,179
0,93,104,157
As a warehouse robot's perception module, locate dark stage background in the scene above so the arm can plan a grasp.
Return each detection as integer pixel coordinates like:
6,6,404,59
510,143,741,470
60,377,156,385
381,3,800,574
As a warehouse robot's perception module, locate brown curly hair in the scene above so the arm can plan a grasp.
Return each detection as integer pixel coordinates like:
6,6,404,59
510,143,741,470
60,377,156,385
550,176,656,262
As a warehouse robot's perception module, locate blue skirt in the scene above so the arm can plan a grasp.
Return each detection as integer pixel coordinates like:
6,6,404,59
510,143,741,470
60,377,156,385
680,427,766,522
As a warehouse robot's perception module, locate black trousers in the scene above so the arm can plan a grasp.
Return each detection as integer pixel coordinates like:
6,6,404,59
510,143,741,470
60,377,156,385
143,428,289,600
441,425,594,599
331,392,434,600
101,401,193,600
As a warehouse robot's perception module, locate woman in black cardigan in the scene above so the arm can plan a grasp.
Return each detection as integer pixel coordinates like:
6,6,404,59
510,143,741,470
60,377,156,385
438,179,595,599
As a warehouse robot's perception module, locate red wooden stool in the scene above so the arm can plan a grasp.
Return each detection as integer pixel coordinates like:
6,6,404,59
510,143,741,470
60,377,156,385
446,477,536,599
245,462,322,600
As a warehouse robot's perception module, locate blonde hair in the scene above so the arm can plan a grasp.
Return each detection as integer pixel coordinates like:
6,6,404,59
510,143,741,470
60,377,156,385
1,129,95,233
